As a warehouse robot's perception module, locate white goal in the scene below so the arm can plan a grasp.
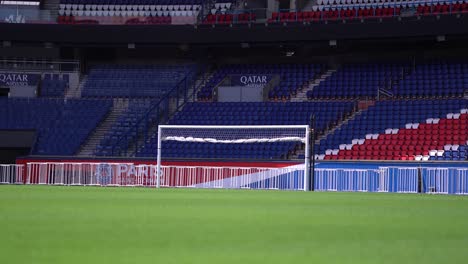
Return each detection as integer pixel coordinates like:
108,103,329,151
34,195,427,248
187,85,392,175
157,125,311,191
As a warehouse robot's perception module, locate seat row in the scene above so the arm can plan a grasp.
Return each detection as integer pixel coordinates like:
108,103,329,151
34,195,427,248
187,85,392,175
203,13,256,24
60,4,201,11
315,0,467,7
269,3,468,23
59,9,199,17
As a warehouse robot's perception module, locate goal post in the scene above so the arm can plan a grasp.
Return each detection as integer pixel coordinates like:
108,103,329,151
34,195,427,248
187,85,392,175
156,125,311,191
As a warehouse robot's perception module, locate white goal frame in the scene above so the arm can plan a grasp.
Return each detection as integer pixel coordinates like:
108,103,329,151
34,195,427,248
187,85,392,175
156,125,311,191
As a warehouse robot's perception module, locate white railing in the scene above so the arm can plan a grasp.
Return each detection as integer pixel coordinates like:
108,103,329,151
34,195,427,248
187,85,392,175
0,164,25,184
2,162,467,195
160,165,304,190
22,162,305,191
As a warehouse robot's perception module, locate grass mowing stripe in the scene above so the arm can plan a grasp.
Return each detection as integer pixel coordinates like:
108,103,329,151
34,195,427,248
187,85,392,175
1,185,468,264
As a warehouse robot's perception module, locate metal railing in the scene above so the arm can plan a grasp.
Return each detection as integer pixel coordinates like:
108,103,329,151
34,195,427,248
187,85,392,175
109,66,202,157
0,59,80,73
3,163,468,195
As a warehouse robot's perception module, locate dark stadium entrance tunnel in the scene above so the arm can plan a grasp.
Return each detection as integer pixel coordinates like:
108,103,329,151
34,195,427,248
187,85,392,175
0,130,35,164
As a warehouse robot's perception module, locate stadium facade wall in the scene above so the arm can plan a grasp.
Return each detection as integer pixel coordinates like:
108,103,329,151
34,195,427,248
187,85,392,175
2,15,468,44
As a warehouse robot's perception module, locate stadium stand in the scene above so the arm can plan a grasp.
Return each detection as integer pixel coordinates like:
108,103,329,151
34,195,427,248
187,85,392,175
77,64,199,156
81,64,197,97
202,0,256,24
40,73,69,97
268,0,468,23
390,61,468,98
58,0,203,25
197,64,324,100
135,101,356,158
0,98,111,155
95,99,154,156
318,99,467,161
307,63,409,99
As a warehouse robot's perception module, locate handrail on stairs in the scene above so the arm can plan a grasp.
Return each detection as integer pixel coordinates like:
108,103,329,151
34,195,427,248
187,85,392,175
109,65,205,156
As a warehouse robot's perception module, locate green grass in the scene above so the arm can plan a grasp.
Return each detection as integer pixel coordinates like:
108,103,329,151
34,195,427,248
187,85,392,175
1,186,468,264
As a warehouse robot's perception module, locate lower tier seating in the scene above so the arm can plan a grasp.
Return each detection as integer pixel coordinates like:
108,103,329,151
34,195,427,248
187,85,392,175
0,98,111,155
319,99,467,160
95,99,154,156
135,101,356,158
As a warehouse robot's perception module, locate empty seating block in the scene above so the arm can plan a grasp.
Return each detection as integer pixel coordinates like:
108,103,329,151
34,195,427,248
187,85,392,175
268,0,468,23
309,63,408,99
197,64,324,100
58,0,203,25
41,73,69,97
319,99,467,161
82,64,197,97
391,62,468,98
203,1,255,24
135,101,356,158
95,99,153,156
0,98,111,155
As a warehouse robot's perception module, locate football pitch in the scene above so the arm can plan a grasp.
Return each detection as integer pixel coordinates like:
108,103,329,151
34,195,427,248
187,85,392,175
1,186,468,264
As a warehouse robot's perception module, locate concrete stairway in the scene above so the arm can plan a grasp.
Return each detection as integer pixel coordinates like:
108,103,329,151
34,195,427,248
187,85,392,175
290,69,336,102
65,74,87,98
315,100,376,145
170,68,215,113
76,98,129,156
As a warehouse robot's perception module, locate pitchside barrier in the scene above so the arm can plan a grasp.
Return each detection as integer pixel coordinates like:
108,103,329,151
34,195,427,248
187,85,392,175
421,168,468,195
1,162,467,195
22,162,305,190
314,167,419,193
0,164,24,184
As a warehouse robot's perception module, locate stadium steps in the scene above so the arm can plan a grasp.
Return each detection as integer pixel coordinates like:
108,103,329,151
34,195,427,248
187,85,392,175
317,102,367,142
130,69,217,157
290,100,365,160
192,68,216,102
76,98,129,156
65,74,87,98
64,74,84,98
169,68,216,115
290,69,337,102
42,0,60,18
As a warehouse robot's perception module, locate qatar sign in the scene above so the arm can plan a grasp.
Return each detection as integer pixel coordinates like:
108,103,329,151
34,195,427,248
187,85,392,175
230,74,273,87
0,73,40,87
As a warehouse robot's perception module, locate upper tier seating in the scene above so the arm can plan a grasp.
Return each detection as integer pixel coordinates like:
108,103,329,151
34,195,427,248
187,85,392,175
212,0,234,14
390,62,468,98
203,0,257,24
58,0,202,25
308,63,409,99
268,1,468,23
0,98,111,155
197,64,324,100
82,64,197,97
318,99,467,160
135,101,356,158
203,13,256,24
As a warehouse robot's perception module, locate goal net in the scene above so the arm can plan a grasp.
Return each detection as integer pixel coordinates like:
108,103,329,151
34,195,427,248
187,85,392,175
157,125,311,191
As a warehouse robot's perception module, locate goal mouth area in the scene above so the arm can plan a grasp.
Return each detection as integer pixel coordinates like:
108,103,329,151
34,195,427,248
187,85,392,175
157,125,312,191
158,125,309,162
159,163,307,190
